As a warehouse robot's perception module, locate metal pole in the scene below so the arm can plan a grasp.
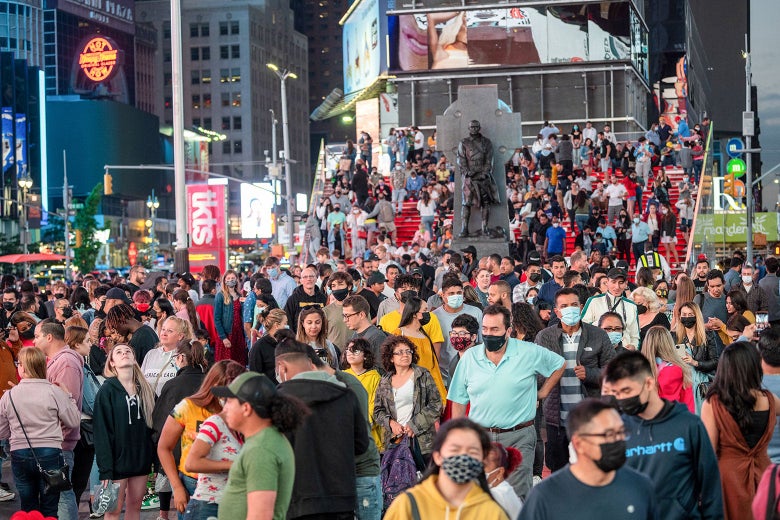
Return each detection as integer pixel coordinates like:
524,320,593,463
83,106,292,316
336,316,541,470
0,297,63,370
745,34,753,265
171,0,189,273
270,109,277,166
280,75,294,251
63,150,71,281
20,186,28,278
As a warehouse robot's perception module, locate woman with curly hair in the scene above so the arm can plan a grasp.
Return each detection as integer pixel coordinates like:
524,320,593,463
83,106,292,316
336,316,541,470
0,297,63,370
484,442,523,519
510,303,545,342
296,306,339,369
373,336,442,459
341,337,383,451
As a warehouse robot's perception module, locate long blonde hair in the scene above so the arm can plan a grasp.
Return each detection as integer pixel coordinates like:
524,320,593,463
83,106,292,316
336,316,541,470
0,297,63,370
104,344,156,428
675,302,707,347
643,326,692,389
220,270,239,304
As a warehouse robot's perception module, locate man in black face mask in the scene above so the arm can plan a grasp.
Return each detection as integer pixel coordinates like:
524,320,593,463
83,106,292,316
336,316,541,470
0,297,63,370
0,288,19,329
322,271,354,351
54,296,74,324
520,398,657,520
601,352,722,520
449,304,565,500
513,261,543,304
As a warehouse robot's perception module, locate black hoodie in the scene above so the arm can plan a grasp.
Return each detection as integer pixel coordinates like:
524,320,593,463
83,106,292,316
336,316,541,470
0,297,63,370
278,372,369,518
93,377,155,480
283,284,327,328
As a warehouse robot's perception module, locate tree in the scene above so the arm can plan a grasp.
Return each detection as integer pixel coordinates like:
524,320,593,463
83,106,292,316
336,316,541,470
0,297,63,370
73,183,104,273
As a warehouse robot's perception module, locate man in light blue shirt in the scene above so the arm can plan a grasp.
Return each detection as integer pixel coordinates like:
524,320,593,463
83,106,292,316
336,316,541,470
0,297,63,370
449,304,565,499
597,219,617,251
266,256,297,309
630,216,651,266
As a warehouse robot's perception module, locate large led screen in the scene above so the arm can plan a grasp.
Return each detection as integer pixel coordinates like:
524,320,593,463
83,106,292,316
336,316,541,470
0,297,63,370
240,183,275,239
389,4,634,72
343,0,387,94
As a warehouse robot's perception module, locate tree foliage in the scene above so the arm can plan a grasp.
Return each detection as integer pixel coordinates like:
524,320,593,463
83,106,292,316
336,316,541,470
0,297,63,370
73,183,104,273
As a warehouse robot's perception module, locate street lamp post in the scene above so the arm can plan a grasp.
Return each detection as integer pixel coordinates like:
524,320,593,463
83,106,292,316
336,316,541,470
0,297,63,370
267,63,297,252
146,190,160,266
18,175,32,279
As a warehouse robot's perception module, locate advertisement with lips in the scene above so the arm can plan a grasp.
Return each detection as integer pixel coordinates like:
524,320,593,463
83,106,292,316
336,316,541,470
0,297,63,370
187,184,227,274
389,3,633,72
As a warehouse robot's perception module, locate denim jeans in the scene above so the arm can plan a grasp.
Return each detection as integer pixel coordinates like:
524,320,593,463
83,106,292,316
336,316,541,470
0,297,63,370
12,447,64,517
421,216,434,236
183,498,219,520
355,475,382,520
58,449,78,520
391,188,407,214
178,473,198,520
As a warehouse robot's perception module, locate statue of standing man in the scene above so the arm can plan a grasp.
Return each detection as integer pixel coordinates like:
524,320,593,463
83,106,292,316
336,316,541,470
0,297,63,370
457,120,500,238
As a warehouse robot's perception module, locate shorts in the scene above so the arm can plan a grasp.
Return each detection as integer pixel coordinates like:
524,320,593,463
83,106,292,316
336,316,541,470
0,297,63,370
380,222,397,233
660,235,675,244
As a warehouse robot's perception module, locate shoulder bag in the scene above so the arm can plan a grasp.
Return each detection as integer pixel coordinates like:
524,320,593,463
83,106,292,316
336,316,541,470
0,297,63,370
9,392,72,494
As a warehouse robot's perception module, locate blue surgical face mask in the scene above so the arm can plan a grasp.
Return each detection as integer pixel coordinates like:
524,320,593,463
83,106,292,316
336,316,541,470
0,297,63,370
560,306,582,326
607,331,623,345
447,294,464,309
268,267,279,279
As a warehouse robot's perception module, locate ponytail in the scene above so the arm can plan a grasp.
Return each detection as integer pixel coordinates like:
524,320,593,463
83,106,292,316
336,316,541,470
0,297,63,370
176,339,208,372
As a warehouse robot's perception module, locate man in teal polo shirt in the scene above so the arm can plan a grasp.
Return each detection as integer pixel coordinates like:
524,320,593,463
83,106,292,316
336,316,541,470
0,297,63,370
449,304,565,500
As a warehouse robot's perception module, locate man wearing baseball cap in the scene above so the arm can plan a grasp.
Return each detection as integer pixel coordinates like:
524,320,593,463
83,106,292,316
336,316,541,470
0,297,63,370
212,371,308,520
581,268,640,351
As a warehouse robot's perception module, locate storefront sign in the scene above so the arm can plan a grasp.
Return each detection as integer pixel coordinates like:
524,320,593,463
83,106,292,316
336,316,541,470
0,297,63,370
187,184,227,273
79,37,120,82
694,212,779,243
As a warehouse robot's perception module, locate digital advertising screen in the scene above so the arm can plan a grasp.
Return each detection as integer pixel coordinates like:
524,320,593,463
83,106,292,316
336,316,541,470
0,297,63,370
342,0,387,94
388,3,634,72
240,183,275,239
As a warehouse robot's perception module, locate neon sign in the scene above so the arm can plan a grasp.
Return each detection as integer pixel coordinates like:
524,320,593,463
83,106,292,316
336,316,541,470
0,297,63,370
79,37,119,82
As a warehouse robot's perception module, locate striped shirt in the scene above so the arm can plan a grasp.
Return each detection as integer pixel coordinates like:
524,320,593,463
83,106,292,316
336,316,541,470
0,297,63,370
560,330,583,422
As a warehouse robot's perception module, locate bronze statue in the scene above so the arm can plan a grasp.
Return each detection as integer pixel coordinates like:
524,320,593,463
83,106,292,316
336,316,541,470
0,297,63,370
457,120,500,237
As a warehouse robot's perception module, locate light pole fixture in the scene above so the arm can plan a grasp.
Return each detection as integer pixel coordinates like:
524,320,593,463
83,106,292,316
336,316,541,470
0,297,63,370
18,175,32,278
267,62,297,252
146,189,160,265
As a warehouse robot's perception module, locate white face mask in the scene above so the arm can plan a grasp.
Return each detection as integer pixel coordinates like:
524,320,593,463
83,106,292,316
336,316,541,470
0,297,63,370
742,275,753,285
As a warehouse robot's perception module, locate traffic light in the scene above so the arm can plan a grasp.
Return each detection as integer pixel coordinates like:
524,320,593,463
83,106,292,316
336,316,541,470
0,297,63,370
103,173,113,195
75,229,83,248
724,173,735,197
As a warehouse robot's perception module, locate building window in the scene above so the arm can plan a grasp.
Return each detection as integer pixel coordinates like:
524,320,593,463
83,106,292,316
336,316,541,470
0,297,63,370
163,21,171,39
204,117,212,129
190,23,199,38
219,21,228,35
221,93,230,107
191,70,200,84
220,45,229,60
202,70,212,84
192,94,200,109
233,140,242,154
191,48,199,61
193,117,201,127
200,23,210,37
233,116,242,130
231,45,240,59
201,46,210,60
164,73,172,86
220,69,229,83
203,93,211,108
164,96,172,109
222,117,231,130
231,21,239,34
223,141,231,154
232,92,241,107
231,68,240,82
164,51,171,62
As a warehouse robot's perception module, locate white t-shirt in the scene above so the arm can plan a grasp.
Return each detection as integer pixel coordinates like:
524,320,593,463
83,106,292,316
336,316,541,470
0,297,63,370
604,183,627,207
140,347,178,396
414,131,424,150
394,377,414,425
191,414,242,504
491,480,523,519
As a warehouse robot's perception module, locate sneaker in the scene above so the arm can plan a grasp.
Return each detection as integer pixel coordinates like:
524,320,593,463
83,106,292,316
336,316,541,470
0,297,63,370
141,493,160,510
0,487,15,501
532,475,543,487
89,512,104,519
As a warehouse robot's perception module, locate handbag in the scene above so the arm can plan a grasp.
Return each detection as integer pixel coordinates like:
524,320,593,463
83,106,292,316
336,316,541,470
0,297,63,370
9,392,72,494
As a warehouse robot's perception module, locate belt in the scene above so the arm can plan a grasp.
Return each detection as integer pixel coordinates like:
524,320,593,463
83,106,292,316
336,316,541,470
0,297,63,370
485,419,534,434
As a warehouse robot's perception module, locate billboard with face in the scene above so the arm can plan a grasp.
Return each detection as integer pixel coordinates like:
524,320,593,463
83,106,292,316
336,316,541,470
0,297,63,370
240,183,275,239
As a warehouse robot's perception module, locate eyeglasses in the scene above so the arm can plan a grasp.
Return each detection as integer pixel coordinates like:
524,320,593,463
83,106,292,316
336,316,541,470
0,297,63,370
578,429,630,443
342,311,360,320
450,331,471,337
346,348,364,355
603,327,624,333
393,349,413,357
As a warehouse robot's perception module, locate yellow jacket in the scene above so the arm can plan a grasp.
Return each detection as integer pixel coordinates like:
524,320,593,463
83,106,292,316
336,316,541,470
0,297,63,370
344,367,383,451
385,475,509,520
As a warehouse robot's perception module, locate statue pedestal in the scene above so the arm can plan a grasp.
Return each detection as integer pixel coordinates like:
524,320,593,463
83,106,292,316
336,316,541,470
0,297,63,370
437,85,522,258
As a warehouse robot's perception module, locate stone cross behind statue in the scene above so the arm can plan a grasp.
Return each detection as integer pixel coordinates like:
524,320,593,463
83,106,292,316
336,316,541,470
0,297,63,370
437,85,522,256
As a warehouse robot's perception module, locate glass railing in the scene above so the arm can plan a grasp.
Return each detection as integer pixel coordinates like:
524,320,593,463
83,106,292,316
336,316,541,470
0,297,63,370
685,124,716,272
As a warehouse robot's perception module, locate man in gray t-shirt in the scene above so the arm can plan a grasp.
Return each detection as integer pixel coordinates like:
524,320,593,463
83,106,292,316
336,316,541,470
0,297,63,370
342,294,387,363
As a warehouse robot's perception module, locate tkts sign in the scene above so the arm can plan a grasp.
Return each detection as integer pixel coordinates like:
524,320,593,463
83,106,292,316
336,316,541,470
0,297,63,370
187,184,227,274
79,36,121,82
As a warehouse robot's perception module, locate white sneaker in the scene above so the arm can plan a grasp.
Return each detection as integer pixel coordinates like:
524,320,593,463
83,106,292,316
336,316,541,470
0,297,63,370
0,487,15,501
532,475,543,487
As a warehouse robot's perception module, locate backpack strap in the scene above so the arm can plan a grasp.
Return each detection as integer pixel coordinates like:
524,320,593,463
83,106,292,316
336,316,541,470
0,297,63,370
406,491,421,520
769,464,780,520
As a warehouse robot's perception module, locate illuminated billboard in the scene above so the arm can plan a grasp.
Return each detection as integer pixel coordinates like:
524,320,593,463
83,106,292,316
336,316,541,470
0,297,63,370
187,184,227,274
342,0,388,94
240,183,275,239
79,37,120,82
389,4,637,72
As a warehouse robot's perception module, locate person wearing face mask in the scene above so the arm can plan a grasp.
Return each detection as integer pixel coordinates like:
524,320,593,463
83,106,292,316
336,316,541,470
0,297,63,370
630,215,651,267
599,312,627,353
513,262,544,304
520,398,657,520
534,288,615,472
601,352,723,520
433,276,483,384
544,217,567,259
264,256,296,309
384,418,509,520
732,263,769,315
322,272,355,352
631,286,671,347
484,442,523,518
392,296,447,402
582,268,641,351
445,314,480,388
449,305,565,499
675,302,721,414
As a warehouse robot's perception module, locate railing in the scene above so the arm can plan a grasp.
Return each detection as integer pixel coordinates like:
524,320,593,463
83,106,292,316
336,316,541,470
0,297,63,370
301,139,328,265
684,123,716,273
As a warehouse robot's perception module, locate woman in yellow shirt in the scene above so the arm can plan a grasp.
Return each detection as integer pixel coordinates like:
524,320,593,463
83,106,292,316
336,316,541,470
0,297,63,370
342,337,383,450
391,296,447,402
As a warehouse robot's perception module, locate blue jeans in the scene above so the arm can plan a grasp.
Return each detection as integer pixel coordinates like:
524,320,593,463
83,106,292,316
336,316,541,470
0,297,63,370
58,449,78,520
178,473,198,520
355,475,382,520
183,498,219,520
575,214,589,233
421,216,434,236
12,447,64,517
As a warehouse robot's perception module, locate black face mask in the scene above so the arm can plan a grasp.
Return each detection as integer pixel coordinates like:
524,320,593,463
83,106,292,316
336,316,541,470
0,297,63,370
592,440,627,473
2,302,16,312
635,304,648,315
419,312,431,327
529,273,542,283
19,327,35,340
61,307,74,319
331,288,350,302
483,334,506,352
54,294,66,299
680,316,697,329
616,392,649,416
